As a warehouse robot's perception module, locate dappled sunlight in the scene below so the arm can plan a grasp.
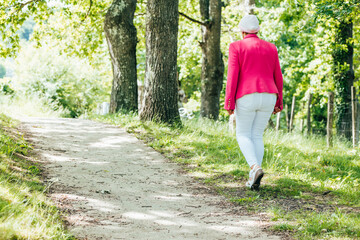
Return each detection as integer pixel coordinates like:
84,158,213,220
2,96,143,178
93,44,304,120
86,198,118,213
186,171,216,179
149,210,176,218
19,117,282,239
17,114,360,239
51,191,260,236
153,193,190,201
51,193,118,211
123,212,158,220
218,181,243,188
121,208,264,235
161,179,180,186
207,224,253,234
154,219,179,226
41,153,72,162
80,161,110,165
89,135,138,148
40,153,110,165
0,96,63,119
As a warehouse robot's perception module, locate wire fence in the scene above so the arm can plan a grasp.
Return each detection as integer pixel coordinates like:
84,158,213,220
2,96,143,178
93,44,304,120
272,87,360,148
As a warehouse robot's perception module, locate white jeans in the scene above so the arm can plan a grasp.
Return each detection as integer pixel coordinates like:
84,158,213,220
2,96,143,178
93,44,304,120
235,93,277,168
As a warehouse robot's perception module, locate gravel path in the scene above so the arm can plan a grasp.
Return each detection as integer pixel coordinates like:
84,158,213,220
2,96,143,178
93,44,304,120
21,117,281,240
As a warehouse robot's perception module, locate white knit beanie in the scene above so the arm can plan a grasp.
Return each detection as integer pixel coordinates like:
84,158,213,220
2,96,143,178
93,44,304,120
239,15,260,33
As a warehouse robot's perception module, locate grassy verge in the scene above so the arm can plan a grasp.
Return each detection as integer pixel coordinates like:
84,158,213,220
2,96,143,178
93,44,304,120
92,113,360,240
0,114,74,240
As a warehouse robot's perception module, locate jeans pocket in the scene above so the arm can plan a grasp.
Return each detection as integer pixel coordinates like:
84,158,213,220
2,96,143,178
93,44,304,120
236,94,254,110
260,93,276,110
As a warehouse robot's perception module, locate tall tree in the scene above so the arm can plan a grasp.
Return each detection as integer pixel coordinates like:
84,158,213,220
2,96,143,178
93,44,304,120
139,0,180,124
199,0,224,120
315,0,359,139
104,0,138,113
245,0,255,14
333,20,355,139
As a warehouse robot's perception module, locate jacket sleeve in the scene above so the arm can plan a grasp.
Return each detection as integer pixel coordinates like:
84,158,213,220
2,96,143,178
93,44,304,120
224,43,240,110
274,47,283,111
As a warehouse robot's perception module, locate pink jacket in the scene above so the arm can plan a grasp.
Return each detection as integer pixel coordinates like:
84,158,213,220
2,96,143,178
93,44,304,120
224,34,283,111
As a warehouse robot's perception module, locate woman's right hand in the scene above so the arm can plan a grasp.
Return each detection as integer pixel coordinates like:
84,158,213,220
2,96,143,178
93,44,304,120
227,109,234,115
273,107,281,114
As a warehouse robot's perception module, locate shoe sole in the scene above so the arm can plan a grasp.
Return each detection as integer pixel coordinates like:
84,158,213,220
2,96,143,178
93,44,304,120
251,169,264,191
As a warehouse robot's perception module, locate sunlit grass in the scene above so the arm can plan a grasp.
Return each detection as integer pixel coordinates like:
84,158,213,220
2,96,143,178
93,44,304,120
0,94,64,119
92,112,360,239
0,114,74,240
269,207,359,239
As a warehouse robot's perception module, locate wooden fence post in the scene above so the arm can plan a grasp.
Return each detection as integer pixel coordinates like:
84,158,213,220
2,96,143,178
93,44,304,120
357,101,360,145
285,104,290,131
276,112,281,131
307,93,313,135
289,96,296,132
300,102,305,133
327,92,334,147
351,86,357,148
268,119,275,129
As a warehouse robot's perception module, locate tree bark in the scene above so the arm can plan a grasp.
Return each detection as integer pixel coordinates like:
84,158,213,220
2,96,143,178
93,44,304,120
139,0,180,124
199,0,224,120
244,0,255,14
104,0,138,113
333,20,354,140
327,92,334,147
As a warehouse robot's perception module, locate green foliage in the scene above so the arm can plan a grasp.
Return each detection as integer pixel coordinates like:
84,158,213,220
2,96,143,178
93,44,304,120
0,78,14,96
0,0,111,58
134,0,146,83
0,114,74,239
1,0,358,123
1,0,359,129
178,0,202,99
315,0,360,21
0,0,48,57
313,0,359,138
92,112,360,239
13,42,111,118
176,0,357,126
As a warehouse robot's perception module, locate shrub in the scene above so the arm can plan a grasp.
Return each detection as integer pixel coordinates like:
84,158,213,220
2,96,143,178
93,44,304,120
13,42,111,118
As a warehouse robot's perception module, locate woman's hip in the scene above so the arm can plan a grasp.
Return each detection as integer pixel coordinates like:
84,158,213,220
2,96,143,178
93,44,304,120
236,92,276,111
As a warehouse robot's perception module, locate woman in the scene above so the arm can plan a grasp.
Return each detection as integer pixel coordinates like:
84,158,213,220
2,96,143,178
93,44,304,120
224,15,283,190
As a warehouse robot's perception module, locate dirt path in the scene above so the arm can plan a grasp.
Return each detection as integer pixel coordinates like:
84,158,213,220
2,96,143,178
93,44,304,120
20,117,281,240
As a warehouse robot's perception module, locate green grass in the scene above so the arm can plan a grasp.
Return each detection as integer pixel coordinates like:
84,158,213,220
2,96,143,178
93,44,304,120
0,113,74,240
92,112,360,240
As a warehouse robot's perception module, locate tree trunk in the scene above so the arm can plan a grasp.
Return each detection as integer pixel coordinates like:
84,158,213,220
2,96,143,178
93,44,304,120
199,0,224,120
104,0,138,113
244,0,255,14
139,0,180,124
333,20,354,140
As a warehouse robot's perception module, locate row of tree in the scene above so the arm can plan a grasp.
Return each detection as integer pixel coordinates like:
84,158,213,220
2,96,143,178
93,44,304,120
104,0,227,123
0,0,359,138
1,0,228,123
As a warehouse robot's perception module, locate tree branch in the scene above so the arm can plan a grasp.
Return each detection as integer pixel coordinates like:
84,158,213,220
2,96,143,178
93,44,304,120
179,11,207,26
17,0,40,12
135,12,146,17
82,0,93,22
